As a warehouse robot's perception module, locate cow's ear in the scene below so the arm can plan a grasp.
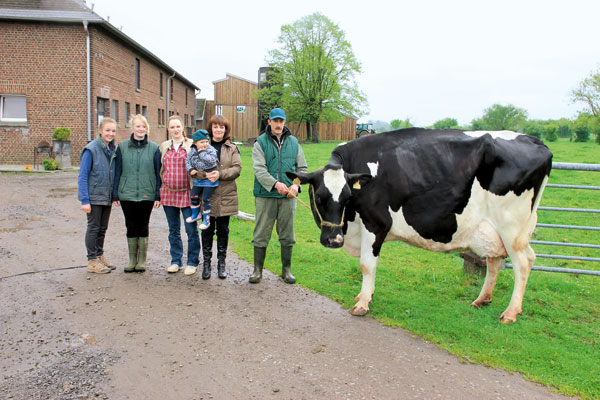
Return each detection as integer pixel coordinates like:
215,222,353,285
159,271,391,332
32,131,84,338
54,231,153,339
286,171,313,185
346,173,372,191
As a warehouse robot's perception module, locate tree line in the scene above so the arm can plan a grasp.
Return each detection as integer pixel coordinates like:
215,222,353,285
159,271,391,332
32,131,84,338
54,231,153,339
258,12,600,144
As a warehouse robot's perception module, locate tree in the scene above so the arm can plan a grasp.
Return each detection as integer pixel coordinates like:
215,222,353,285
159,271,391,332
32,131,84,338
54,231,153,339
572,114,591,142
432,117,459,129
471,104,528,131
523,121,544,139
259,13,367,142
544,125,558,142
571,69,600,117
390,118,413,129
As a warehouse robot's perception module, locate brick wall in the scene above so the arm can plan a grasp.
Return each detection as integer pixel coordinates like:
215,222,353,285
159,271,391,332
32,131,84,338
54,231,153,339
0,21,197,165
89,27,196,148
0,21,87,164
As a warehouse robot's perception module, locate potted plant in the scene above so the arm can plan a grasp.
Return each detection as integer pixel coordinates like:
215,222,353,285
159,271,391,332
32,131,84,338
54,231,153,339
52,127,72,169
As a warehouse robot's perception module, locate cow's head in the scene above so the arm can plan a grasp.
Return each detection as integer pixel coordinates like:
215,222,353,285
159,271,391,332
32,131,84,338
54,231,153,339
287,164,371,248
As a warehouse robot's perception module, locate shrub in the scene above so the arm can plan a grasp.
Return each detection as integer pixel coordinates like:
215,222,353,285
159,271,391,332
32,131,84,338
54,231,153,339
572,123,590,142
523,121,544,139
42,158,58,171
52,127,71,141
544,125,558,142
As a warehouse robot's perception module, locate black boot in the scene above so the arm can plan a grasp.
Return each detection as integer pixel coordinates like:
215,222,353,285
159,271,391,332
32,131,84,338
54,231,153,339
201,233,212,280
249,247,266,283
281,246,296,284
216,235,228,279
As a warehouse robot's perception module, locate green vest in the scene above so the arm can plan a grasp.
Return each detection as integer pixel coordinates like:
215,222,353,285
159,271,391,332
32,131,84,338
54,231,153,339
253,132,299,198
118,138,158,201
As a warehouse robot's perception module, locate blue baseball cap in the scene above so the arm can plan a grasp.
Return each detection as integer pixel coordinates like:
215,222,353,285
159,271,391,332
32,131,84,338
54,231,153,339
269,108,286,120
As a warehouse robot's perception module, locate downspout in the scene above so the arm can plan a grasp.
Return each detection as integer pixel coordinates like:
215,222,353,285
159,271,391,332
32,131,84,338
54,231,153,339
83,21,91,142
166,71,176,140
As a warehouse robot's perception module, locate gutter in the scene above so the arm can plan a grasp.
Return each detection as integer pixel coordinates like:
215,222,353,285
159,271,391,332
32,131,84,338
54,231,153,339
166,71,176,140
83,20,91,142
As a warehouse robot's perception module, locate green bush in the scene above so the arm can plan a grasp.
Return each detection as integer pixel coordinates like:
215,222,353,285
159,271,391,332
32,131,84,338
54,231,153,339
523,121,544,139
544,125,558,142
52,127,71,141
573,123,590,142
42,158,58,171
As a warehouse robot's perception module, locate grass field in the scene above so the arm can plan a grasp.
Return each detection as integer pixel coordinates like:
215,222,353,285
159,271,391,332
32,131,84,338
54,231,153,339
227,136,599,399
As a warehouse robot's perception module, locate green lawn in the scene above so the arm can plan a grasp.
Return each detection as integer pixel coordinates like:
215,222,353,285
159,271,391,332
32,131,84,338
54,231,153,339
228,136,599,399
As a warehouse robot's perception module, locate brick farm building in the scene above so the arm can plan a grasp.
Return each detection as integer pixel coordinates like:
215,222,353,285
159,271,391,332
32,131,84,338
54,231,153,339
0,0,199,166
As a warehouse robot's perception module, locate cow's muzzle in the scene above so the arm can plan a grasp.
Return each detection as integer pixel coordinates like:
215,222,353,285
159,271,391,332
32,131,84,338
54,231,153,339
321,230,344,248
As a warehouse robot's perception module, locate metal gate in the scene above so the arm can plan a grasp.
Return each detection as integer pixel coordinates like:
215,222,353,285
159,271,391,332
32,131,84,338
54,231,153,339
508,162,600,276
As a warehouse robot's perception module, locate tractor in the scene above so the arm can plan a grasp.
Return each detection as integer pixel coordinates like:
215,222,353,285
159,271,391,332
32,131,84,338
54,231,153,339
356,122,376,138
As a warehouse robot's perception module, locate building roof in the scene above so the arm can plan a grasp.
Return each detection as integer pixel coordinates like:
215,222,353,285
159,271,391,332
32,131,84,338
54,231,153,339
0,0,199,90
212,73,258,87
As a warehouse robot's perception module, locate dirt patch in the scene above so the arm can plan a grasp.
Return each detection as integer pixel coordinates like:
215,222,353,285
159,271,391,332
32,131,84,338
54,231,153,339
0,172,572,399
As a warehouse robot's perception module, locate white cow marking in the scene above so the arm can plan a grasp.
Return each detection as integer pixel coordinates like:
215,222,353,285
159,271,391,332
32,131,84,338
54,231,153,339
323,168,346,202
367,161,379,177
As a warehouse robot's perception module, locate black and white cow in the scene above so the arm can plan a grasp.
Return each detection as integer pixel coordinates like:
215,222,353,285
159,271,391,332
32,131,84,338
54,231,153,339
288,128,553,323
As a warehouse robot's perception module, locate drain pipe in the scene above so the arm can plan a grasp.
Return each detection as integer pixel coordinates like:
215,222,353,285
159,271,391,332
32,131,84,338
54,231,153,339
166,71,176,139
83,21,92,142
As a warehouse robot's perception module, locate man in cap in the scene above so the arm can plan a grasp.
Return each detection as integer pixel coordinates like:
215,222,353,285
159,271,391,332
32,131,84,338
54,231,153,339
250,108,308,284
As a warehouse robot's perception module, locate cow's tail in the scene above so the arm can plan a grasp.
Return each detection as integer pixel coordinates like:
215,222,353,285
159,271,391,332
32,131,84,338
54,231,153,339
513,175,549,251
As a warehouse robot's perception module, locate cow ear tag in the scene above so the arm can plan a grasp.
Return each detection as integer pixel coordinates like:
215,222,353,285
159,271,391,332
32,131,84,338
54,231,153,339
293,178,301,186
352,181,361,190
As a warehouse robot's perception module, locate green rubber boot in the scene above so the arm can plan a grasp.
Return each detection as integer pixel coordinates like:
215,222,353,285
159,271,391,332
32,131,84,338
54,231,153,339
281,246,296,284
135,237,148,272
124,237,138,273
249,247,266,283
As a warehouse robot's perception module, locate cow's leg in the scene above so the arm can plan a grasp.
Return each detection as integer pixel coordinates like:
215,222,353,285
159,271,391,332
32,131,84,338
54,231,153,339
499,244,535,323
471,256,503,308
351,228,378,316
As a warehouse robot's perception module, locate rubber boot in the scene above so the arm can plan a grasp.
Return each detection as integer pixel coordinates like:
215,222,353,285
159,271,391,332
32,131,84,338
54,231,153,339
135,237,148,272
125,237,138,273
186,205,201,223
216,235,228,279
281,246,296,284
249,247,266,283
199,211,211,230
201,233,212,280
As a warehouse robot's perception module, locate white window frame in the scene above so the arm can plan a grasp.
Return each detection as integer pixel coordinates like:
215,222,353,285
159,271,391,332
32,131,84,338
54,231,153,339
1,95,27,122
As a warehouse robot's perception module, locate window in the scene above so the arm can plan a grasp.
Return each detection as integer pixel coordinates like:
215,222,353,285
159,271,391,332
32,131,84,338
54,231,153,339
97,97,108,126
135,104,140,115
142,105,147,117
161,109,165,125
112,100,119,122
159,73,163,97
158,109,162,127
170,79,174,101
185,88,188,106
135,58,140,90
125,102,131,127
216,105,223,115
0,95,27,122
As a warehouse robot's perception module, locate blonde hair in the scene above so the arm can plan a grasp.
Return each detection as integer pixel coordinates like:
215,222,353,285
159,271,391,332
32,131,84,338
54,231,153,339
99,117,117,133
129,114,150,134
168,115,186,138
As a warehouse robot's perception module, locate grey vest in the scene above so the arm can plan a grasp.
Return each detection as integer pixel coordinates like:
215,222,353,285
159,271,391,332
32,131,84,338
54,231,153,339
82,137,116,205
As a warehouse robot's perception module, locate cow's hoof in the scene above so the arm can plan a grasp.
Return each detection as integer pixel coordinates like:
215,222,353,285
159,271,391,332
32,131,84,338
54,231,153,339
350,305,369,316
470,299,492,308
498,313,517,324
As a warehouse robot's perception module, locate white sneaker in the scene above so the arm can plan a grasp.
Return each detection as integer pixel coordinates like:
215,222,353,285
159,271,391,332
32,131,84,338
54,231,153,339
167,264,181,273
184,265,197,276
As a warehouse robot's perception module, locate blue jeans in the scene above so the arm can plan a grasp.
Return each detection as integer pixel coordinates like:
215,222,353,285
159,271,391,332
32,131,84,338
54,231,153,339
163,206,200,267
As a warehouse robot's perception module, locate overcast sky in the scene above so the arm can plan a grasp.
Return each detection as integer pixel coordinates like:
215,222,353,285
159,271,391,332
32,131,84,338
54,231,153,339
92,0,600,127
